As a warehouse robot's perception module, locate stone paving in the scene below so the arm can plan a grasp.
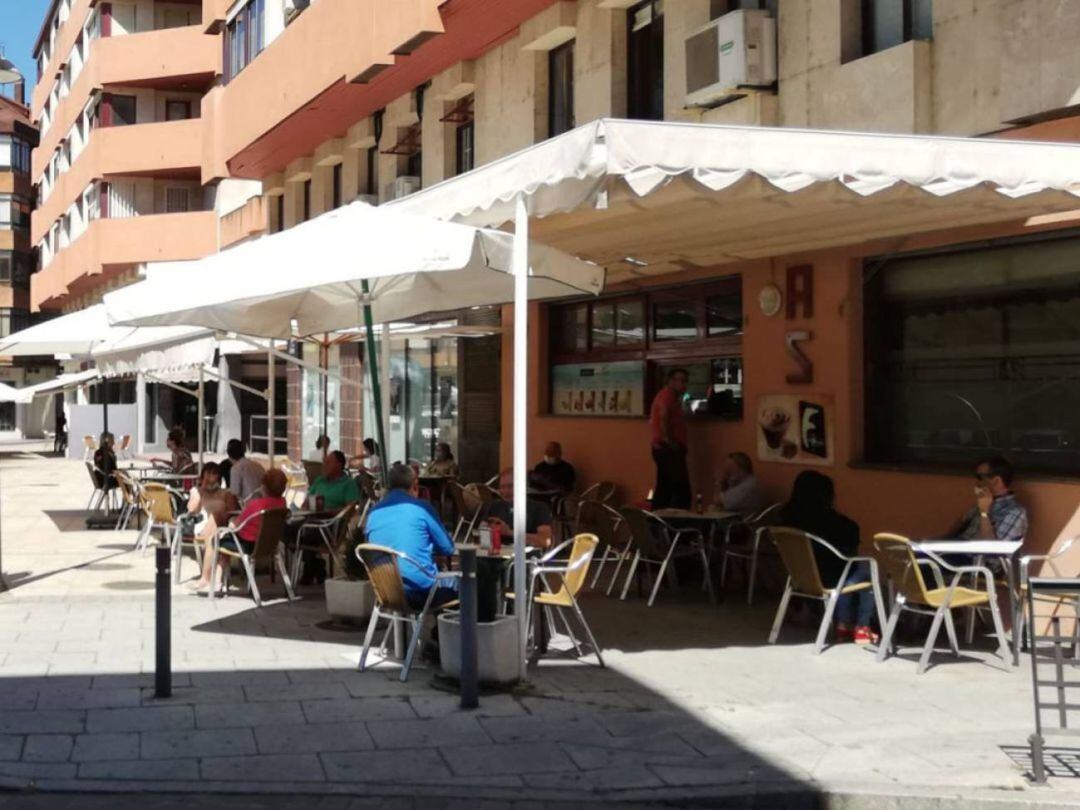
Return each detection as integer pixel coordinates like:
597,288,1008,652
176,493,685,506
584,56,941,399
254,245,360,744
3,443,1080,808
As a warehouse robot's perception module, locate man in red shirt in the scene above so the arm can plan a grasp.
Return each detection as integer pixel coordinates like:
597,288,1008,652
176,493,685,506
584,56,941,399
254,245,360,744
649,368,691,509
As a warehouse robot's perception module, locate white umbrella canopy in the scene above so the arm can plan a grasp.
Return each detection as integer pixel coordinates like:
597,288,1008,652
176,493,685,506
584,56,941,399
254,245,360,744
0,382,31,404
0,304,210,358
102,201,603,337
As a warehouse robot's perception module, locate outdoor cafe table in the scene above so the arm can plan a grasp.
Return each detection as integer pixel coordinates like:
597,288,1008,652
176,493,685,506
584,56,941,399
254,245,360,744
914,538,1024,666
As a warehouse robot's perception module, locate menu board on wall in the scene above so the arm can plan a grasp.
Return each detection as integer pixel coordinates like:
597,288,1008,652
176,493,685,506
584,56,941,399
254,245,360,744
552,361,645,417
756,393,835,466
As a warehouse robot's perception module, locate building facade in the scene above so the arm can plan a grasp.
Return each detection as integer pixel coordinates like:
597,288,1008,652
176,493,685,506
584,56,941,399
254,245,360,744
28,0,1080,553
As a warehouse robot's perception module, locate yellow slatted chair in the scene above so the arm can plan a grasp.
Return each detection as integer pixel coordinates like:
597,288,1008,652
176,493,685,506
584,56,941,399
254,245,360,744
873,533,1010,674
213,508,295,606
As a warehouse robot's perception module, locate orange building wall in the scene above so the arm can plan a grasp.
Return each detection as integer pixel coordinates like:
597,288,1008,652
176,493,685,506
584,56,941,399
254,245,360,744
501,243,1080,561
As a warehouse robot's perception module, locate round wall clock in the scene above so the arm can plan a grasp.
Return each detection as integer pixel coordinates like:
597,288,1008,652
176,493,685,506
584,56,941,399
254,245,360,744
758,283,783,317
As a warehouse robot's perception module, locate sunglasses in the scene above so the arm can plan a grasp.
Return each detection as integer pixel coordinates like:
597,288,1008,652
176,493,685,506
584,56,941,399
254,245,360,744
974,471,995,481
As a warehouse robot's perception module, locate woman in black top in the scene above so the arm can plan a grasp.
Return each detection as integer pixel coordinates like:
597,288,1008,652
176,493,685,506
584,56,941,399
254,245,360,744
780,471,878,644
92,432,119,497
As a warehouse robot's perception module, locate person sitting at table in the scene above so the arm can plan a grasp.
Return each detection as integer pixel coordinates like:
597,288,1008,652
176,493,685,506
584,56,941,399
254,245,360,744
151,430,193,474
713,452,765,514
308,450,361,510
780,470,878,645
348,438,383,477
531,441,575,494
221,439,263,503
946,456,1028,544
190,468,288,595
92,431,119,496
426,442,458,477
365,463,458,610
486,469,554,549
186,462,239,542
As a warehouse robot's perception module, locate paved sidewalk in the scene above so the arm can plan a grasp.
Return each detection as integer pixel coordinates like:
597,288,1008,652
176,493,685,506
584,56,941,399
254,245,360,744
2,446,1080,807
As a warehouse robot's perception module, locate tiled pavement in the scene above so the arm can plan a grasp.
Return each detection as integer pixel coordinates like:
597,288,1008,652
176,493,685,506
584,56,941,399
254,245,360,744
3,444,1080,808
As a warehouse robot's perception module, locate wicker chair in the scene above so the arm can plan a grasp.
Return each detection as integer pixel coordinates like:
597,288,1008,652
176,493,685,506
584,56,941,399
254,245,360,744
212,508,295,606
136,482,180,556
447,480,485,543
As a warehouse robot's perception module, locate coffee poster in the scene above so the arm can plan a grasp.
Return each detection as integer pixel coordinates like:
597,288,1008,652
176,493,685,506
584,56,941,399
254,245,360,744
551,361,645,417
756,393,835,466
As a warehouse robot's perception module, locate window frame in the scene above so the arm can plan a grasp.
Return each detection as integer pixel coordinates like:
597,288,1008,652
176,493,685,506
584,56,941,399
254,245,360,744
860,0,932,58
548,40,575,138
626,0,665,122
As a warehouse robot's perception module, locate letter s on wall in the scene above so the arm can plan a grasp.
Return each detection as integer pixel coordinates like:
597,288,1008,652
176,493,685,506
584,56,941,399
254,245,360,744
785,330,813,385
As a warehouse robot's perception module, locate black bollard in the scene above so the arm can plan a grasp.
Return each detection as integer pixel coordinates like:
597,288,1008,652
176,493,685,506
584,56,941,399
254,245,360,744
154,542,171,699
458,547,479,709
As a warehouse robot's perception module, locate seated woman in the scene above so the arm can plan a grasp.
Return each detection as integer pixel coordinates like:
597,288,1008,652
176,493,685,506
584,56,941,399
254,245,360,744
186,462,239,542
151,430,194,473
190,468,288,595
92,432,119,495
426,442,459,477
780,470,878,645
348,438,382,477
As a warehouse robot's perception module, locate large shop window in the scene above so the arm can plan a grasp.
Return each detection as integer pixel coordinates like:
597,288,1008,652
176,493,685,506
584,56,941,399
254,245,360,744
864,233,1080,476
549,278,743,419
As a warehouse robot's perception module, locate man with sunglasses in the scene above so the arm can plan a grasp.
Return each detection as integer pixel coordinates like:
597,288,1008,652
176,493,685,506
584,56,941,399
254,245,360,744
948,456,1028,544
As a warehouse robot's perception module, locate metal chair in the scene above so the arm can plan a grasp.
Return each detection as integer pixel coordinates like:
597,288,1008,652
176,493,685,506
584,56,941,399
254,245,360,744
873,533,1010,674
447,480,484,543
719,503,783,605
289,501,360,583
767,527,886,653
574,500,626,591
516,533,604,666
136,482,181,555
617,508,714,606
1019,535,1080,650
212,508,295,606
112,470,141,531
580,481,617,504
82,435,96,461
355,543,461,682
117,434,132,460
85,461,116,512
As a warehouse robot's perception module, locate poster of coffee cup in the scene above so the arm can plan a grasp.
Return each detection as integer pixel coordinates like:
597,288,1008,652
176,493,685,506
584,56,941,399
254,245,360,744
551,361,645,416
756,394,835,466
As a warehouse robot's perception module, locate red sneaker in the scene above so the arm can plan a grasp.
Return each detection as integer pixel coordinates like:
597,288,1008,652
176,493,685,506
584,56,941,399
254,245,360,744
854,626,879,645
835,625,854,643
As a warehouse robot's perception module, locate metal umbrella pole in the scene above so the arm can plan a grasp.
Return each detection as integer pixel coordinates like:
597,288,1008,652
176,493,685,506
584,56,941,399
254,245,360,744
512,195,529,681
360,281,388,488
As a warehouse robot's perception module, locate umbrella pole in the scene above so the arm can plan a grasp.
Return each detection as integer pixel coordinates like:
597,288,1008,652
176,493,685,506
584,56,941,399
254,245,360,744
361,280,388,488
267,350,275,467
512,195,529,681
197,367,205,473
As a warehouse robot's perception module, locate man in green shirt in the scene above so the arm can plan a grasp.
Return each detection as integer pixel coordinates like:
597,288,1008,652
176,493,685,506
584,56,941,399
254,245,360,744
308,450,361,510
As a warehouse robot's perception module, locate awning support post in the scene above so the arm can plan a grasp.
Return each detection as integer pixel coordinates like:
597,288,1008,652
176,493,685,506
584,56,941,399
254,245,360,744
197,366,205,473
268,350,276,466
360,281,388,489
513,194,529,681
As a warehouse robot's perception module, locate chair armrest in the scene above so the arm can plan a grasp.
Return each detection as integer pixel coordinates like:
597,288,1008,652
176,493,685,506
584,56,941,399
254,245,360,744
435,571,461,581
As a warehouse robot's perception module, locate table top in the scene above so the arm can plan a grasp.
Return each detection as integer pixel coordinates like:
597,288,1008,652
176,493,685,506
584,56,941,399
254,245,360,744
916,539,1023,556
652,508,739,522
137,472,195,483
454,543,516,561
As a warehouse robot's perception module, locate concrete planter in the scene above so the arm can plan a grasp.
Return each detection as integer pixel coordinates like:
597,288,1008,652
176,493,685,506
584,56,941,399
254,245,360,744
324,577,374,623
438,612,520,686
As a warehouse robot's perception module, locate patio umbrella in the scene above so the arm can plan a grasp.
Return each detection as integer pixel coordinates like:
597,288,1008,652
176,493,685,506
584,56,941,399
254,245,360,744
0,382,31,404
104,200,603,678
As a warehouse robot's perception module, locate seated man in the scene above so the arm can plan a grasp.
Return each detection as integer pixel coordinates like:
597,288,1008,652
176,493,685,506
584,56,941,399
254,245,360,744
152,430,193,473
714,452,766,514
948,456,1028,544
308,450,361,511
225,439,264,502
365,463,457,609
531,441,576,494
487,469,554,549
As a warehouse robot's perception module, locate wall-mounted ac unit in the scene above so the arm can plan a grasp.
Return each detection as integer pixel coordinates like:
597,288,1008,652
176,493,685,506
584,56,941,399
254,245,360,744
685,9,776,108
385,176,421,201
283,0,311,24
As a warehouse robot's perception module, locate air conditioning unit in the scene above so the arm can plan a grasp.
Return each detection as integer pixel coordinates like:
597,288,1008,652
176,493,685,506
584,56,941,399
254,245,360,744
386,176,421,201
685,9,777,108
283,0,310,23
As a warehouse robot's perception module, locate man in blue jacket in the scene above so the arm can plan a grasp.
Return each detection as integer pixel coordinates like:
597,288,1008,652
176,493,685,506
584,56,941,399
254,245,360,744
365,463,457,609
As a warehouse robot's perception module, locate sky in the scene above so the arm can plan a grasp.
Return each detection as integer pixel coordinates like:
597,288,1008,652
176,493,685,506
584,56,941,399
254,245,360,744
0,0,54,97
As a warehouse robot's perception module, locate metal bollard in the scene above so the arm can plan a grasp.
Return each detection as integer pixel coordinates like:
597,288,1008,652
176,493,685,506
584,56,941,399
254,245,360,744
458,547,479,709
155,542,171,699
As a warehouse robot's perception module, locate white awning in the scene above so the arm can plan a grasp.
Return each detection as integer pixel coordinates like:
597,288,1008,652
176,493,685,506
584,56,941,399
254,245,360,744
0,382,32,404
391,119,1080,283
102,201,604,336
0,305,211,358
21,369,101,398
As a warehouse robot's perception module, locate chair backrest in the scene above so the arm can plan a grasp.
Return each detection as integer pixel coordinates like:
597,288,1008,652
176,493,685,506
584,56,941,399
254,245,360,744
332,502,359,546
85,460,100,488
356,544,411,614
474,483,502,504
113,470,137,506
355,470,379,501
873,533,931,605
552,533,599,600
619,507,667,557
578,500,623,548
142,482,176,523
83,435,96,450
582,481,617,504
251,508,290,560
118,434,131,452
768,527,826,596
447,480,482,520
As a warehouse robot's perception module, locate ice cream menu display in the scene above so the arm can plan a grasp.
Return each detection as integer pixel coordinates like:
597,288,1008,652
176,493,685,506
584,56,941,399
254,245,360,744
756,393,835,466
552,361,646,416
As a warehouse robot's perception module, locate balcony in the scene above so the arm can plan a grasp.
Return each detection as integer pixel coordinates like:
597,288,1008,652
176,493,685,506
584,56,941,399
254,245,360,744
202,0,233,33
33,118,204,245
31,211,218,310
34,25,219,179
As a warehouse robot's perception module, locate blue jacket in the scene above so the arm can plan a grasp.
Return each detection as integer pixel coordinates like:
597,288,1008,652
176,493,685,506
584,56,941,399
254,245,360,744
365,489,455,596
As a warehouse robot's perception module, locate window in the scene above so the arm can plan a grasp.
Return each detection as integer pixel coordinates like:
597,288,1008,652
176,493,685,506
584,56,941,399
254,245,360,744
455,121,474,176
331,163,342,209
225,0,265,82
0,255,10,281
864,233,1080,475
627,0,664,121
165,100,192,121
0,308,31,339
548,41,575,137
710,0,777,15
163,8,193,28
550,278,743,418
272,194,284,233
109,94,137,126
861,0,932,57
164,187,191,214
302,179,311,221
364,147,377,197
